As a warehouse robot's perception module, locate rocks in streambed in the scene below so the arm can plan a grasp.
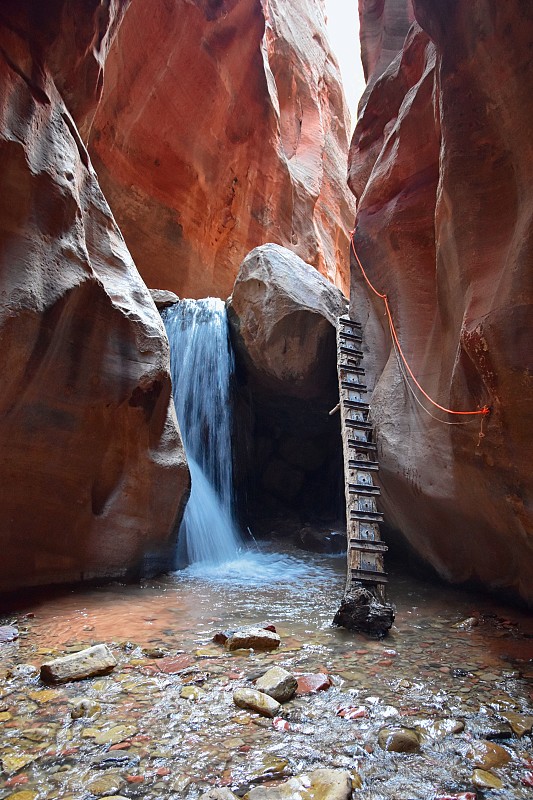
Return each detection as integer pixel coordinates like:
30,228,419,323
200,790,240,800
255,667,297,702
233,688,281,717
0,625,19,642
40,644,117,684
224,627,281,652
466,739,511,769
296,673,332,695
378,727,421,753
244,768,354,800
471,768,503,790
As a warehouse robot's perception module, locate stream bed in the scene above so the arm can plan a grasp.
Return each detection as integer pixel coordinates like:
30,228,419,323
0,545,532,800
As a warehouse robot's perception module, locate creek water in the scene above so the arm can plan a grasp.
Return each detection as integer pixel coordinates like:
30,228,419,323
162,298,242,566
0,547,532,800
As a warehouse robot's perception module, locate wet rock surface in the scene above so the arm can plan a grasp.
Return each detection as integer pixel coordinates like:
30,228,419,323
0,547,532,799
40,644,117,684
225,629,281,653
255,668,297,703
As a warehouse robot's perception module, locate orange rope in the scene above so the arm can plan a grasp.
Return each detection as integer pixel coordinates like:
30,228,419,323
350,230,490,419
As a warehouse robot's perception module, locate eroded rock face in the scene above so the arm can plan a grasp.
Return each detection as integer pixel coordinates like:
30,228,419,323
88,0,355,299
0,0,189,592
350,0,533,603
228,244,346,524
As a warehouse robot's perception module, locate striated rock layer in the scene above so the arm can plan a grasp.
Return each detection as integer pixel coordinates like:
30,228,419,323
350,0,533,603
88,0,355,299
0,0,189,592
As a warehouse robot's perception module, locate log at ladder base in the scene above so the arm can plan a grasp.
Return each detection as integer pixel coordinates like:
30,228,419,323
332,315,395,638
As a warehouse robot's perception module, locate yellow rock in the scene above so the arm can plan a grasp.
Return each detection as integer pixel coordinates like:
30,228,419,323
0,711,12,721
1,754,36,773
6,792,39,800
28,689,58,703
180,686,204,700
94,724,137,745
81,727,99,738
472,769,503,789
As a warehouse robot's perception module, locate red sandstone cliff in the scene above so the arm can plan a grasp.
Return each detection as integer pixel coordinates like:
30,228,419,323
87,0,355,299
350,0,533,604
0,0,189,591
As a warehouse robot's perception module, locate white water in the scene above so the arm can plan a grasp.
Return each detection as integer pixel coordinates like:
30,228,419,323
163,298,242,566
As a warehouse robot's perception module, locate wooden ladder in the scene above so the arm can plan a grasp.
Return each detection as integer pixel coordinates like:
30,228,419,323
337,314,388,603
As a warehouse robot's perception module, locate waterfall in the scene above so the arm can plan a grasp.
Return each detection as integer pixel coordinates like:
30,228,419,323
162,298,242,565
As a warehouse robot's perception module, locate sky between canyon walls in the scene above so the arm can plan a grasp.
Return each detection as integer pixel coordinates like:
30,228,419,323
324,0,366,130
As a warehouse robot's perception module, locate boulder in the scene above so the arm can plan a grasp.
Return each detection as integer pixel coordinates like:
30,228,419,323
244,769,353,800
255,667,297,703
40,644,117,684
0,0,189,592
349,0,533,604
233,688,281,718
88,0,355,298
228,245,347,400
149,289,180,309
225,627,281,652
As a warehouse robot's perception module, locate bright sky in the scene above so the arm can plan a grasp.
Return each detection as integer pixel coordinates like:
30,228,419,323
323,0,366,131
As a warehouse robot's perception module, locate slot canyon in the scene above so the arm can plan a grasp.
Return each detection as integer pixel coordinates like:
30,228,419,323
0,1,531,799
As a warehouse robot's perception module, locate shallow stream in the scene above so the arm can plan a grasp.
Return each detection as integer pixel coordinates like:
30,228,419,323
0,545,532,799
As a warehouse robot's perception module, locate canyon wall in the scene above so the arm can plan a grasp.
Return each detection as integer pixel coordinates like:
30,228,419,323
350,0,533,603
0,0,189,592
87,0,355,299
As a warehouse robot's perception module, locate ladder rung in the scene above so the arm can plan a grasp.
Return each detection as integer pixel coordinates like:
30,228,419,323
350,509,384,522
348,483,380,496
341,381,368,392
350,569,388,585
340,346,364,358
339,316,362,329
349,539,388,553
347,439,377,452
339,331,363,343
344,400,369,412
345,419,373,431
339,365,365,375
348,459,379,471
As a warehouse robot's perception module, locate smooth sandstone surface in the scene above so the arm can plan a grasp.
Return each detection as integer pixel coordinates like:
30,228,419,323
233,688,281,718
349,0,533,603
0,0,189,591
89,0,355,298
40,644,117,684
255,667,298,703
228,244,347,399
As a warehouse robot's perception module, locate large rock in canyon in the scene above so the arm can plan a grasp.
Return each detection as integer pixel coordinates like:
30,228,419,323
0,0,189,591
88,0,355,299
350,0,533,603
228,244,346,525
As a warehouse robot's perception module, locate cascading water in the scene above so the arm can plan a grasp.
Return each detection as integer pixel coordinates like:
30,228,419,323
162,298,242,566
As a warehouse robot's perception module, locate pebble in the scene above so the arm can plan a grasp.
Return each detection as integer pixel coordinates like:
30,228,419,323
40,644,116,684
233,688,281,717
500,711,533,736
70,697,100,719
244,768,353,800
378,727,421,753
466,739,511,769
296,673,332,694
255,667,297,702
94,724,137,745
200,790,240,800
225,628,281,652
0,625,19,643
87,773,123,796
471,768,503,789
